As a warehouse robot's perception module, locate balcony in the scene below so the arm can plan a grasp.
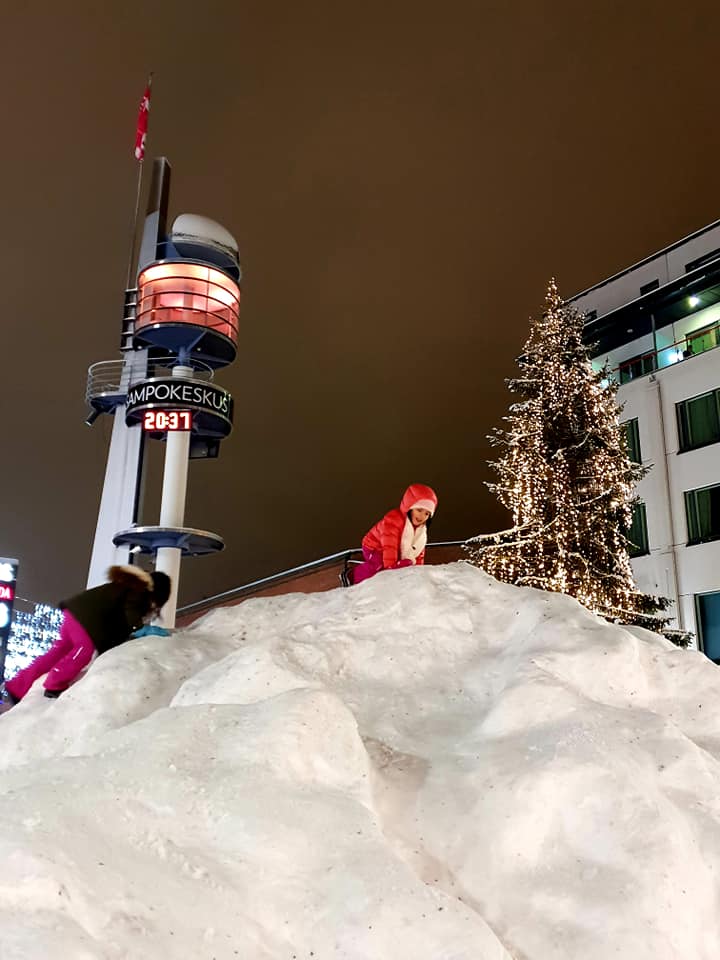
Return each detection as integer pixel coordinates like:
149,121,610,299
611,317,720,385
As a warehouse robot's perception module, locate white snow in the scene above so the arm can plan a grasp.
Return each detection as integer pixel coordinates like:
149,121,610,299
2,561,720,959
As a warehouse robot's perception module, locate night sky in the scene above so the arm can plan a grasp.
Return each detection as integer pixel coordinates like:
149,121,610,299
2,1,718,607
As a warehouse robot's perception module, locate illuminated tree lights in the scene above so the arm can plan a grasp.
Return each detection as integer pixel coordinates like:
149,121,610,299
5,601,61,678
468,281,670,631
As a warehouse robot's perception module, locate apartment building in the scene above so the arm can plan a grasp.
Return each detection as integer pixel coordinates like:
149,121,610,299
570,220,720,659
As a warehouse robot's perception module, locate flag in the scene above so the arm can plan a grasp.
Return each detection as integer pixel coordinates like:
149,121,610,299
134,80,151,162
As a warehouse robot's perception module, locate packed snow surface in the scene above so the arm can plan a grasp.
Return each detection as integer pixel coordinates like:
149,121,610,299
2,562,720,960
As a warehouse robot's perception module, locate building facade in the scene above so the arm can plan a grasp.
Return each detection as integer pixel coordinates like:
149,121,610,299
571,221,720,660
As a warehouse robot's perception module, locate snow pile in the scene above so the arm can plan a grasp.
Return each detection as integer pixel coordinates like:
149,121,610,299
2,562,720,960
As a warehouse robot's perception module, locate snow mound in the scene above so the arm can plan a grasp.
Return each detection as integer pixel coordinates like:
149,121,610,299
2,562,720,960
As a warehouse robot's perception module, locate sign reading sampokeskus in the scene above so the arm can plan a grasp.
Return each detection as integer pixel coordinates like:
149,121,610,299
125,378,233,438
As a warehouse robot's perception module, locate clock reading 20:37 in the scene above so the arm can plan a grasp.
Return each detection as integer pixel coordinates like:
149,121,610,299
142,410,193,432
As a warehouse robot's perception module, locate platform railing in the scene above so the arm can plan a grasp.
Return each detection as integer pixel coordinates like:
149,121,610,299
85,358,216,408
85,359,127,405
176,541,467,622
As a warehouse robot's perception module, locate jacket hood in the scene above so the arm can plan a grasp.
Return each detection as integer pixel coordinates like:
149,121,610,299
399,483,438,516
108,565,154,592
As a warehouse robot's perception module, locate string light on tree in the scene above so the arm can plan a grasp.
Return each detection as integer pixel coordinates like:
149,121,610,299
468,280,670,631
6,601,62,678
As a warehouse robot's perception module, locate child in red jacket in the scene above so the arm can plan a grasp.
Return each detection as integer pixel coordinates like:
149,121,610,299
353,483,438,585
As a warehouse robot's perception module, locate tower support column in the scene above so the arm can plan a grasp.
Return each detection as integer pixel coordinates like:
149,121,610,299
154,365,194,627
86,349,148,588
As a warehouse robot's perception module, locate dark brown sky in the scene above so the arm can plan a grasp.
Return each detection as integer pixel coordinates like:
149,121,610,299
2,0,718,606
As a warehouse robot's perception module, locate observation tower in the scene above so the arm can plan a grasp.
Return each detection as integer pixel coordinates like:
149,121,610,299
85,158,240,626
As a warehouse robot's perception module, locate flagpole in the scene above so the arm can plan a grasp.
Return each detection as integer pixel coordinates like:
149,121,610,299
126,73,153,539
125,160,145,289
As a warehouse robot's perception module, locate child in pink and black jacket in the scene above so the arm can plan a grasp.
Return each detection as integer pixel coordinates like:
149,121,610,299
1,565,171,706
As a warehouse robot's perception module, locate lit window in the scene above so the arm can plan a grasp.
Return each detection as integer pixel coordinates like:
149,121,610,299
685,323,720,358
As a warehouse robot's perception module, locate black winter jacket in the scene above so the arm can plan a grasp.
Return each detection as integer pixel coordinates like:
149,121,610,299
59,565,155,655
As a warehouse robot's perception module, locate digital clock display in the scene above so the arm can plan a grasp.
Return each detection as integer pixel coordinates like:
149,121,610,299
143,410,193,432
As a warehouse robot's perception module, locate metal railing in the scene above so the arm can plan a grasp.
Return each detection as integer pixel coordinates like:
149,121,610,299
613,318,720,384
85,360,126,405
176,541,467,619
85,358,215,406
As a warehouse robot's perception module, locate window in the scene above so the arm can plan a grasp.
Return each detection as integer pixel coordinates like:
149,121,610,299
696,591,720,662
684,248,720,273
685,483,720,544
685,323,720,357
676,388,720,452
626,502,649,557
619,352,657,384
640,279,659,295
622,418,641,463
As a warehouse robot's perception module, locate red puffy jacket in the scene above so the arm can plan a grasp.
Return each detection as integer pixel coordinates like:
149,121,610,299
362,483,438,570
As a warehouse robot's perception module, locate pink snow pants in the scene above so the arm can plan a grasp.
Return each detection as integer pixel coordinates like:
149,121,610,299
5,611,95,701
352,548,384,585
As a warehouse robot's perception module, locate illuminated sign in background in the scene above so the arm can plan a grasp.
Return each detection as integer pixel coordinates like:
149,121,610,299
0,557,19,681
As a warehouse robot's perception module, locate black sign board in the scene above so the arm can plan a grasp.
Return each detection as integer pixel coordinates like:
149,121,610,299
125,378,233,439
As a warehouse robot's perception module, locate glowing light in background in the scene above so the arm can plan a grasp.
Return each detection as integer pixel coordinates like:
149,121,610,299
5,601,63,678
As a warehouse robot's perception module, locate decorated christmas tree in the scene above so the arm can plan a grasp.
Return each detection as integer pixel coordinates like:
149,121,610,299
468,280,670,631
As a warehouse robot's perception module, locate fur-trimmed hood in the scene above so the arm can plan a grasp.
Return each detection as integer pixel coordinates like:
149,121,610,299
58,566,157,655
107,565,153,592
399,483,438,516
